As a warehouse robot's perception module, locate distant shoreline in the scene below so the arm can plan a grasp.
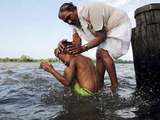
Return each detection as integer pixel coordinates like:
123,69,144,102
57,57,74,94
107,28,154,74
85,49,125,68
0,55,133,64
0,55,59,63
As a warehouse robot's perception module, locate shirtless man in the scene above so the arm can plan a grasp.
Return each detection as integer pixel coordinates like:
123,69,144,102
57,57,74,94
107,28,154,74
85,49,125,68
40,42,101,96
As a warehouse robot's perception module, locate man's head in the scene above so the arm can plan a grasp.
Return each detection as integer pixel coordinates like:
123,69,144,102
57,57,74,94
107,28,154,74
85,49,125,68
58,2,80,27
54,41,74,66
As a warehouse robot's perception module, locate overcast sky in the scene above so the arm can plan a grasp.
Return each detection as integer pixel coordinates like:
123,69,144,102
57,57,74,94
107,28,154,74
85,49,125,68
0,0,160,60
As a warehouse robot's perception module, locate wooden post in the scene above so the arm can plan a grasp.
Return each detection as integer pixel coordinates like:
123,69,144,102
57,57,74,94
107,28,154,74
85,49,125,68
131,3,160,97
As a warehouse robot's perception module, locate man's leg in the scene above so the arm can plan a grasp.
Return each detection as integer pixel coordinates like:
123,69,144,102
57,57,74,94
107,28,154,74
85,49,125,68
99,49,118,93
96,49,106,90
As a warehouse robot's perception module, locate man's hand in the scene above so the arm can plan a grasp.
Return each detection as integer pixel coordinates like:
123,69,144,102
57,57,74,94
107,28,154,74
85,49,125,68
66,45,86,55
40,61,54,73
58,39,67,52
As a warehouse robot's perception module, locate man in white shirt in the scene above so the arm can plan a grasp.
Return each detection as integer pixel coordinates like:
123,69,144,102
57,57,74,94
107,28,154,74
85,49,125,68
58,2,131,93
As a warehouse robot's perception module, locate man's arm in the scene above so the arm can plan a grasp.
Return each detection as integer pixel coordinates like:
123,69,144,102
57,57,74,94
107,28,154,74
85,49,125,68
84,27,106,50
49,68,71,86
40,61,75,87
67,27,106,54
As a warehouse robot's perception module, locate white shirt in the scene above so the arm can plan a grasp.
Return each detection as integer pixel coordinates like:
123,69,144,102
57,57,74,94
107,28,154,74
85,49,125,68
72,2,131,59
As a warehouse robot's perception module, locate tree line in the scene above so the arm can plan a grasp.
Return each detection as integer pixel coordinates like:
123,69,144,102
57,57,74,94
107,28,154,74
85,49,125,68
0,55,133,63
0,55,59,63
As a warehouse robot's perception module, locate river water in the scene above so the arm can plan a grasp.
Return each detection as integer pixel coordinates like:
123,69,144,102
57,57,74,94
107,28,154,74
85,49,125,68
0,62,159,120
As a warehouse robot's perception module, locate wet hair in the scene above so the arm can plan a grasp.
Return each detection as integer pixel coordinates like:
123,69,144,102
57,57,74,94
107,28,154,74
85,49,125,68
61,41,72,54
54,41,73,65
58,2,77,18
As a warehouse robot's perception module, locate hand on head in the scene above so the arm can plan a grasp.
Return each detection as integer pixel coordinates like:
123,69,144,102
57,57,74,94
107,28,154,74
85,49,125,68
54,40,73,65
56,39,73,56
58,39,68,52
58,39,72,53
57,39,85,56
66,45,85,55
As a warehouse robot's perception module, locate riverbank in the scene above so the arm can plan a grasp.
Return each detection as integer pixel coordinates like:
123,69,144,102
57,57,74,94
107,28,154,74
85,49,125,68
0,55,133,64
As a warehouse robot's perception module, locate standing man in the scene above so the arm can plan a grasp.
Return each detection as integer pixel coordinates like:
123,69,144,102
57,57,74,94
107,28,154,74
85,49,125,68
58,2,131,93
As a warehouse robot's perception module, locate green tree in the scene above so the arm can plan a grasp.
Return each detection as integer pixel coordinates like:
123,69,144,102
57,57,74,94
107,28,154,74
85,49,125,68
19,55,33,62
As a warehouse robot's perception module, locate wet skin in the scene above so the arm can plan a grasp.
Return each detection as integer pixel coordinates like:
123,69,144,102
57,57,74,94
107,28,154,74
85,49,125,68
41,53,100,93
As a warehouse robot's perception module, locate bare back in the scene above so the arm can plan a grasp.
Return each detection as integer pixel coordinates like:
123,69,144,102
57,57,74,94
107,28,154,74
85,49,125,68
73,55,100,92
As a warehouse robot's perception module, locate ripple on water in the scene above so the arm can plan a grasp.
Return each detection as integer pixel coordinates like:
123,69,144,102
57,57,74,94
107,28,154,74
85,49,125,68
0,70,16,75
0,109,13,115
12,72,34,80
0,97,20,105
0,77,19,86
114,107,137,119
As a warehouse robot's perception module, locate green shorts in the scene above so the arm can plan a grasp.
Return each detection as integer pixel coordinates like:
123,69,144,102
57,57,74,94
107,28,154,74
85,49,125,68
72,83,94,96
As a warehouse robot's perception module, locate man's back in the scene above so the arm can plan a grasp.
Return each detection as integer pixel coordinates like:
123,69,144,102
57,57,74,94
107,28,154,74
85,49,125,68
72,55,100,92
77,2,129,32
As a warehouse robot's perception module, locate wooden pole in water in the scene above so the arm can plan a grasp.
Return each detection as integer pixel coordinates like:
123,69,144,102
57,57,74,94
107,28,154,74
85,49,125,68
131,3,160,97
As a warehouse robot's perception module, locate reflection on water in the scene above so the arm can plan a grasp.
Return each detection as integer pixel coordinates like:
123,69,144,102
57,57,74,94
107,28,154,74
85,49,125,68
0,62,159,120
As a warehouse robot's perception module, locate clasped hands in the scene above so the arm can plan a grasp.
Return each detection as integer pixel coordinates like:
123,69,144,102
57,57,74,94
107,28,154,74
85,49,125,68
40,61,54,73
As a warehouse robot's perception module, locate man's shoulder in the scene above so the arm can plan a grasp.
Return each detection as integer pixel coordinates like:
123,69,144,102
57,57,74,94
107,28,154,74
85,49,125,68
78,2,105,15
80,2,107,7
73,55,92,63
78,2,113,17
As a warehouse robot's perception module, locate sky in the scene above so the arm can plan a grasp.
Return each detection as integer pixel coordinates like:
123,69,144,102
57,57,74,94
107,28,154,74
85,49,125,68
0,0,160,60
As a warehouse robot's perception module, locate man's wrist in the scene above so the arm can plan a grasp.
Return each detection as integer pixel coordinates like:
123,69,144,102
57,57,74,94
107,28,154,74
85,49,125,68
82,44,89,51
50,69,56,75
48,66,54,73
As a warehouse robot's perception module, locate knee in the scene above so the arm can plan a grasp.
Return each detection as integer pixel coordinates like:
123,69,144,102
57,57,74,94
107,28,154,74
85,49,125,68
96,49,102,60
99,49,114,65
106,58,114,66
97,48,106,58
